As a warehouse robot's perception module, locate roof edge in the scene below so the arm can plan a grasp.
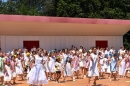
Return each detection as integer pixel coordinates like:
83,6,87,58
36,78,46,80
0,14,130,25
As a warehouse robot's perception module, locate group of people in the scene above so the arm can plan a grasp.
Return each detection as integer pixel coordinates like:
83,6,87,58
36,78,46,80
0,45,130,86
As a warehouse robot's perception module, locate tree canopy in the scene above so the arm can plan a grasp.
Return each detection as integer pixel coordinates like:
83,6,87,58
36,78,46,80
0,0,130,49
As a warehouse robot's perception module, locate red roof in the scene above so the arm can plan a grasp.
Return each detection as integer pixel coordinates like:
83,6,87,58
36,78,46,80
0,14,130,25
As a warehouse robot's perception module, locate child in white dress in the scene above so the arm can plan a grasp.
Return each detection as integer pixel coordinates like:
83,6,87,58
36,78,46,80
27,50,48,86
110,54,118,81
55,58,62,83
105,55,111,78
43,55,49,80
103,56,108,73
16,54,24,80
82,49,87,78
79,52,85,79
24,53,30,76
43,50,49,74
87,47,99,86
98,52,105,79
118,46,125,59
48,52,55,80
125,51,130,77
118,54,126,78
4,59,12,86
64,57,75,82
0,53,5,85
84,52,90,77
11,56,17,84
73,52,80,79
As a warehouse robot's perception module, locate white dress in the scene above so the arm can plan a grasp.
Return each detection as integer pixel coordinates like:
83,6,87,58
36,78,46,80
63,53,68,64
48,57,55,73
103,58,108,69
106,58,111,73
126,56,130,70
99,57,105,72
4,65,12,82
72,56,80,72
24,56,30,73
105,50,110,57
43,56,49,72
118,49,125,59
88,53,99,77
79,55,84,67
27,55,48,85
16,58,23,75
79,53,86,67
119,58,126,76
83,53,87,66
64,62,73,76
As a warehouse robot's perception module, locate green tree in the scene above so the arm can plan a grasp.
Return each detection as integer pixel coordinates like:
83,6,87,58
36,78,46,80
43,0,58,16
123,31,130,50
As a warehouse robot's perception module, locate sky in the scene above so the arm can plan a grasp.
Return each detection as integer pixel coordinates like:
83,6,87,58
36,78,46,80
3,0,7,2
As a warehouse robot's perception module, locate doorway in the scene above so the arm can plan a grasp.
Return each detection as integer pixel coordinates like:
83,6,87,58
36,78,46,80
96,40,108,48
23,41,39,51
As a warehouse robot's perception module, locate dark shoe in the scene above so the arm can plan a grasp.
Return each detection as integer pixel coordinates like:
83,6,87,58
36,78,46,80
13,82,16,84
93,82,96,85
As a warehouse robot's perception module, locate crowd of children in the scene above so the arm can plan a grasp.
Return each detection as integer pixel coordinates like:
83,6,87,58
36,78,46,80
0,45,130,86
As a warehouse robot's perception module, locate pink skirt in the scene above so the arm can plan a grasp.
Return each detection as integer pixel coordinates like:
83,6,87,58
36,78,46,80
85,62,90,68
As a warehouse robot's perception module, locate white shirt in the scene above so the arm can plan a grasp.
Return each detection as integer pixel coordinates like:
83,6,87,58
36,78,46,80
105,50,109,55
118,49,125,56
11,51,14,55
24,56,29,65
99,57,104,65
79,49,82,52
109,49,113,54
23,53,27,58
62,53,68,62
90,53,98,67
55,62,61,71
72,50,75,54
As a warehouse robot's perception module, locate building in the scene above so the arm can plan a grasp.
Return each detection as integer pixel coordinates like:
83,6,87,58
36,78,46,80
0,14,130,52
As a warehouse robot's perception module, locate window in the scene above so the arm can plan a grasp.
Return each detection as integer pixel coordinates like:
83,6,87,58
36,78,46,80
96,40,108,48
23,41,39,51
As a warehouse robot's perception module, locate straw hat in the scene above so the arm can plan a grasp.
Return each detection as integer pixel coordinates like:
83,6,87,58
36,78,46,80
26,52,30,56
14,55,17,58
122,52,125,55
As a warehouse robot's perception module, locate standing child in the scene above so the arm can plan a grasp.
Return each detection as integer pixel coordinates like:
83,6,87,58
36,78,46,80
64,57,75,82
98,52,105,79
59,50,64,79
87,47,99,86
73,52,80,79
125,51,130,77
79,50,86,79
0,53,4,85
110,54,118,81
11,56,17,84
84,52,90,77
29,51,35,69
118,54,126,78
42,50,49,80
4,59,12,86
15,54,24,80
24,52,30,79
48,52,55,80
106,55,111,78
55,58,62,83
27,50,48,86
103,55,108,73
